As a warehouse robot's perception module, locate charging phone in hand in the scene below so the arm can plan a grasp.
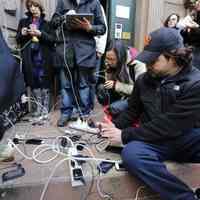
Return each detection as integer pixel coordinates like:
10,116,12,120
115,162,126,171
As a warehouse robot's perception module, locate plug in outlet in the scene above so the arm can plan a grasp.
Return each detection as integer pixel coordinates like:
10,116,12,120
69,147,85,187
69,162,85,187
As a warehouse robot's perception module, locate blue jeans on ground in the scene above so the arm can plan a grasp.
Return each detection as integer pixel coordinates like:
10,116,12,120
60,69,75,118
122,128,200,200
60,67,96,119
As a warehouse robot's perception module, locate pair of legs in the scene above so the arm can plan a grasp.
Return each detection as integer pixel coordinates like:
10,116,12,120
122,128,200,200
32,66,50,116
59,66,96,125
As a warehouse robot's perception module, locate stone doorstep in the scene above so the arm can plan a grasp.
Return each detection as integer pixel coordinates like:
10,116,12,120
1,162,200,200
0,173,160,200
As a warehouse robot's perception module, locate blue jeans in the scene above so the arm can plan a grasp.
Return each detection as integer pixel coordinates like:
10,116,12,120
122,128,200,200
109,99,128,116
60,67,95,118
89,57,101,110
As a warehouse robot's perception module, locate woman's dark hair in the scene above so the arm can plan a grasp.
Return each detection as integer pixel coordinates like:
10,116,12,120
184,0,200,11
164,47,193,68
106,39,129,82
26,0,45,14
163,13,180,27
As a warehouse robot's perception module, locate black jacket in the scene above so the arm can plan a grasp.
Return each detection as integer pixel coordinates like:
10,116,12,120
51,0,106,68
113,66,200,144
0,29,25,113
181,12,200,47
16,13,55,88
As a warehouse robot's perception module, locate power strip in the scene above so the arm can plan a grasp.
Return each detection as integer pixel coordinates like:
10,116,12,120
68,147,85,187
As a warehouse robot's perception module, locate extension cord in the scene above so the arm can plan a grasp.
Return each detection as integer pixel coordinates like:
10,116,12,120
68,146,85,187
68,118,99,134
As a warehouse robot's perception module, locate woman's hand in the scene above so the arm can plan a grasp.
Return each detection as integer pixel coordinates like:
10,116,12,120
21,27,28,36
99,122,122,145
104,80,115,89
29,29,41,37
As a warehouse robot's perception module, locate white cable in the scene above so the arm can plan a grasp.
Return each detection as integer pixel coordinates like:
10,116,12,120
39,157,70,200
134,186,146,200
70,156,120,164
4,115,16,139
8,140,60,163
97,171,112,199
8,139,33,160
24,97,48,118
32,144,59,164
61,22,83,118
22,95,61,123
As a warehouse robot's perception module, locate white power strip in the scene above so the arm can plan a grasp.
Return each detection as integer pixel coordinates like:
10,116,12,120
68,118,99,134
68,147,85,187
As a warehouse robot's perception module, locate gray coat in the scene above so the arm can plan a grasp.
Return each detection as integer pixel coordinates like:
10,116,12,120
51,0,106,68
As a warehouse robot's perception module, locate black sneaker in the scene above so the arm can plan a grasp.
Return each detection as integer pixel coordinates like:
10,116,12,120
57,116,70,127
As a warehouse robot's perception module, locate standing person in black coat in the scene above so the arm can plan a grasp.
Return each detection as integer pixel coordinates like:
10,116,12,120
181,0,200,69
98,27,200,200
16,0,55,117
51,0,106,127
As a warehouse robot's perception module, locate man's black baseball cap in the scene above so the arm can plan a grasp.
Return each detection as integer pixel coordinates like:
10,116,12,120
136,27,184,64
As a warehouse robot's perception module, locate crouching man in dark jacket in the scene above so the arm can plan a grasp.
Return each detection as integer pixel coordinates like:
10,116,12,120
99,27,200,200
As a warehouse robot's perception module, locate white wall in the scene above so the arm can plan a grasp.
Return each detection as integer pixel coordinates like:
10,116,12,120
135,0,186,51
147,0,185,33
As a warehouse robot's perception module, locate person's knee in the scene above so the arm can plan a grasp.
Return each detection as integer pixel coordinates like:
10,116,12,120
108,104,119,116
121,141,146,170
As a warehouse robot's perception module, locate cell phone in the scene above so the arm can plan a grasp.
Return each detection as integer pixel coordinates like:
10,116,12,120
2,167,25,182
97,161,114,174
115,162,126,171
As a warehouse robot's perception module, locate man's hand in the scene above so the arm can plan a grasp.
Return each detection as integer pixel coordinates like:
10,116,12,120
104,80,115,89
72,17,92,32
99,122,122,145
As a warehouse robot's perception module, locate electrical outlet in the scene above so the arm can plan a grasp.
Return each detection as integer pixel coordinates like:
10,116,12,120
69,161,85,187
68,147,85,187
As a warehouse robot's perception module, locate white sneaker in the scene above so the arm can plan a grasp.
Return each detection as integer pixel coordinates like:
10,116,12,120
68,118,99,134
